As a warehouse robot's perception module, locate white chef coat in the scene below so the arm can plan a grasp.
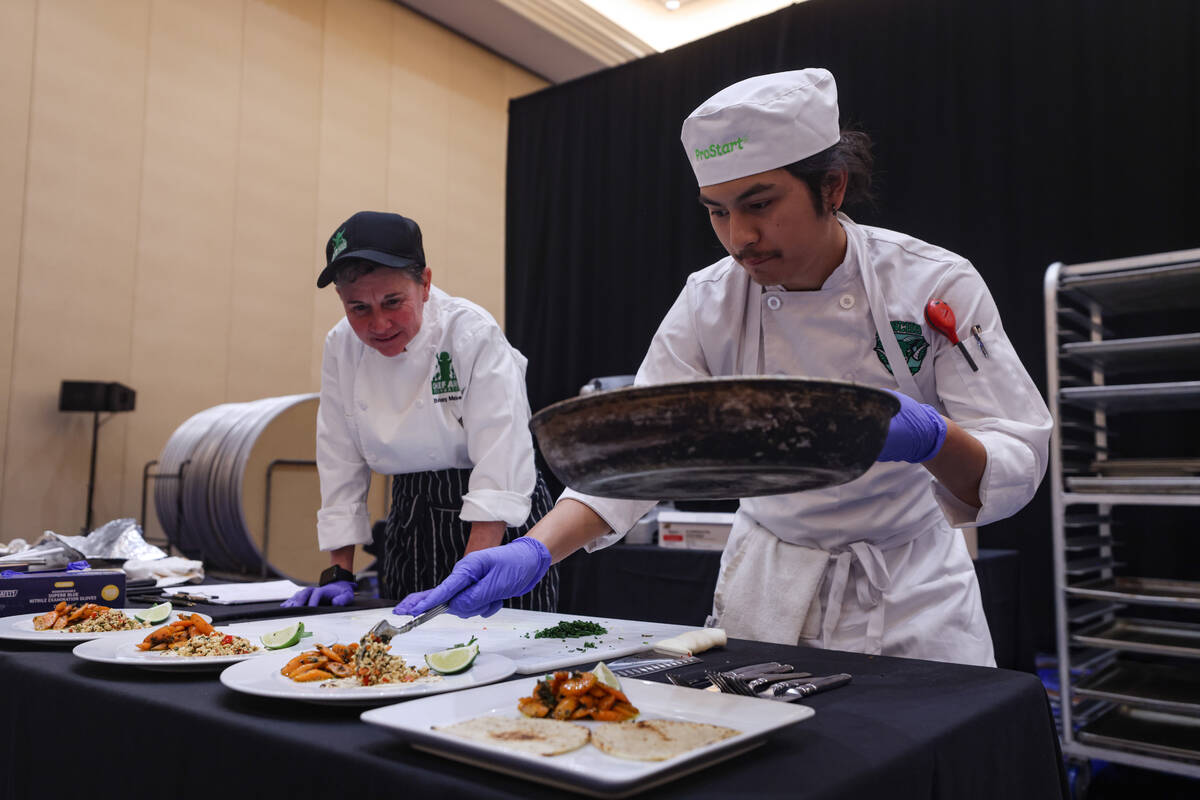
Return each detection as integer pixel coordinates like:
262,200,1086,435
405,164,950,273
563,215,1052,665
316,286,538,552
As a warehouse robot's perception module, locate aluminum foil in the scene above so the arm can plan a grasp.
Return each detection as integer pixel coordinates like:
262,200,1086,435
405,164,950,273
39,518,167,562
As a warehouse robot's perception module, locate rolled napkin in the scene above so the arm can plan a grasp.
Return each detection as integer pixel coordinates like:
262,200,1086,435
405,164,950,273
653,627,727,657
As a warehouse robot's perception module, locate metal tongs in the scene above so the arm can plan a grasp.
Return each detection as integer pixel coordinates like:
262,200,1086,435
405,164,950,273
361,602,450,646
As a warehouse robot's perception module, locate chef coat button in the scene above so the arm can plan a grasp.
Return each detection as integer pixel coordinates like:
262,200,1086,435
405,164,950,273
765,295,782,311
358,401,367,410
416,399,424,407
839,294,855,309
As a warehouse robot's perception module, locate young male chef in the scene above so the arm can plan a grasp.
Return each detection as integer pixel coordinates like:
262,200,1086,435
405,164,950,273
395,69,1052,666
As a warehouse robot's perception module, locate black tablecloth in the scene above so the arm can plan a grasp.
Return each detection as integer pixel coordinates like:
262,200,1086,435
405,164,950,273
558,546,1032,671
1,634,1065,800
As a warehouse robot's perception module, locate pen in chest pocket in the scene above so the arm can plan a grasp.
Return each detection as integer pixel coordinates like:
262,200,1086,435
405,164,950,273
970,324,990,358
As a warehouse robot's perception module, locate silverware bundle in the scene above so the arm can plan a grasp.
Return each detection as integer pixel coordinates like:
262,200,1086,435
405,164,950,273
667,661,792,689
705,664,852,701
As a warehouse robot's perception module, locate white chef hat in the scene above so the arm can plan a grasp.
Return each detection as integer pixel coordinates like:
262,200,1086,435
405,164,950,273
681,68,840,187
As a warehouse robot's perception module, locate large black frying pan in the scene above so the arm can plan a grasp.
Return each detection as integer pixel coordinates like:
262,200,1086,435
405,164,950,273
530,377,900,500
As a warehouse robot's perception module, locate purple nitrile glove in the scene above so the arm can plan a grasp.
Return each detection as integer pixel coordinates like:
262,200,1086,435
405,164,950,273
280,580,355,608
393,537,552,619
877,389,948,463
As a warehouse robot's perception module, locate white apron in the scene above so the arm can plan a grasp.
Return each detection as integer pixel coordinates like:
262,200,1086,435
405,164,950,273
708,219,996,666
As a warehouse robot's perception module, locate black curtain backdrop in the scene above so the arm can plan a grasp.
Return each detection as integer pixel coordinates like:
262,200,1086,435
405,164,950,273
505,0,1200,652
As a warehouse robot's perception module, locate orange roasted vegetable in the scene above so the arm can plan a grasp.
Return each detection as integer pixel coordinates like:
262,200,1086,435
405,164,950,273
517,670,638,722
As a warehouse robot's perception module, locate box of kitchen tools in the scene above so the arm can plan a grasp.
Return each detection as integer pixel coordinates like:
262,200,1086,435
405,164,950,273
0,568,126,615
657,511,735,551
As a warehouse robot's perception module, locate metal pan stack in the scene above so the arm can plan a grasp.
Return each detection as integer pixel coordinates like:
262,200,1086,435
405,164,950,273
154,394,319,577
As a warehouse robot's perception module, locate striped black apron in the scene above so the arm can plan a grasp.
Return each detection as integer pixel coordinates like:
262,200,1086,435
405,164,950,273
380,467,558,611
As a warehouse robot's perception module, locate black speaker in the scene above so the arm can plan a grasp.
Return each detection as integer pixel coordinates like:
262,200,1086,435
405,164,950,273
59,381,136,413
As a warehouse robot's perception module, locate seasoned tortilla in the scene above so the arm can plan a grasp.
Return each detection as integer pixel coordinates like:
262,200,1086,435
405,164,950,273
591,719,740,761
434,715,590,756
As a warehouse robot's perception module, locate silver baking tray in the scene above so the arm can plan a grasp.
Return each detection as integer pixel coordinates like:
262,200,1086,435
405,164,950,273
1073,618,1200,658
1091,458,1200,477
1066,476,1200,494
1065,556,1120,576
1076,662,1200,716
1067,577,1200,609
1079,706,1200,763
1059,381,1200,413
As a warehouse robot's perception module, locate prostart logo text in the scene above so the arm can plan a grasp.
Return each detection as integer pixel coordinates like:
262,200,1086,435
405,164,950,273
694,137,747,161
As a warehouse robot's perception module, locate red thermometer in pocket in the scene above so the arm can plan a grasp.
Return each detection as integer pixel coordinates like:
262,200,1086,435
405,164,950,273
925,299,979,372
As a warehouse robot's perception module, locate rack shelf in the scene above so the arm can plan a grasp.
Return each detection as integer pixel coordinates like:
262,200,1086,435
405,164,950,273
1061,333,1200,373
1045,247,1200,781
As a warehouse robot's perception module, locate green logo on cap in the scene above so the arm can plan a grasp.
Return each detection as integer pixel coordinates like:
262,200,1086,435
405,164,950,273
331,229,348,259
695,137,747,161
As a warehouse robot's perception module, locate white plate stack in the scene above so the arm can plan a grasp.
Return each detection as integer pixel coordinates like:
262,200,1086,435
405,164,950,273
154,394,319,576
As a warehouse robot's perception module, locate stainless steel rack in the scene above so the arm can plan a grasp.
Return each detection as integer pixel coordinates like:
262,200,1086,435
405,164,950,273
1045,247,1200,779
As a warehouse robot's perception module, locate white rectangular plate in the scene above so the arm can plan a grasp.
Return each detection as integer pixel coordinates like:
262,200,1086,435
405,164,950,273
360,676,814,797
305,608,700,674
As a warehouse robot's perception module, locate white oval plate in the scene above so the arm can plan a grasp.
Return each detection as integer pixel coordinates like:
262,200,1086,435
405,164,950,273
71,619,309,671
220,648,517,705
0,608,212,644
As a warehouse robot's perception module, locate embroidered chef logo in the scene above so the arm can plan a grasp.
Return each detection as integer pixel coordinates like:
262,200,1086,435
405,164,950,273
331,229,348,259
873,321,929,376
431,351,461,399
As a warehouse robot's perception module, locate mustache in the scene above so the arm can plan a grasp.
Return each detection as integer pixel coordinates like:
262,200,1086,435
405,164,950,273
733,247,780,262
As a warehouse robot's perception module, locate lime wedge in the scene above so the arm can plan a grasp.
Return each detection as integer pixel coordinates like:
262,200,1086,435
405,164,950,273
593,661,621,691
133,602,172,625
425,644,480,674
261,621,304,650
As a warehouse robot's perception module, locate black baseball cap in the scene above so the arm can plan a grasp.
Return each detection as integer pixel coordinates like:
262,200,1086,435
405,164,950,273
317,211,426,288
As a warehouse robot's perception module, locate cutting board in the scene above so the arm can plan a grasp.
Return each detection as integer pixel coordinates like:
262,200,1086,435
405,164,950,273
289,607,701,674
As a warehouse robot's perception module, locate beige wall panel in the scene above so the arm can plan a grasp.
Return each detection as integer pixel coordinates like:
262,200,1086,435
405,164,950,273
309,0,394,389
1,0,544,546
0,0,37,530
226,0,323,402
2,0,150,538
122,0,244,536
443,47,509,322
387,10,452,295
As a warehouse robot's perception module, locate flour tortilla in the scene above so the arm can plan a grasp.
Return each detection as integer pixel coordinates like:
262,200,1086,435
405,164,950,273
434,716,590,756
591,719,741,761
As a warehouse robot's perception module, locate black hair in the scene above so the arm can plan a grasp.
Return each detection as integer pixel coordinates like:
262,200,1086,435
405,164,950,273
783,130,875,216
332,258,425,287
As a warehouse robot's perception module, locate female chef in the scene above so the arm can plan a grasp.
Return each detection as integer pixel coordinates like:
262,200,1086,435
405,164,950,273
394,70,1051,666
283,211,557,610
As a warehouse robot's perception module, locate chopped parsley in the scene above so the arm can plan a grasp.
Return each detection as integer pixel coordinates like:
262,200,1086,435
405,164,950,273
533,620,608,639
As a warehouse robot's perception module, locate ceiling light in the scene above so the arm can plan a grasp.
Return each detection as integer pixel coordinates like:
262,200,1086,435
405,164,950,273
664,0,681,9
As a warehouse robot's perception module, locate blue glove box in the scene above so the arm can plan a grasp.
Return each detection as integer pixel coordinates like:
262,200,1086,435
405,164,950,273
0,569,126,615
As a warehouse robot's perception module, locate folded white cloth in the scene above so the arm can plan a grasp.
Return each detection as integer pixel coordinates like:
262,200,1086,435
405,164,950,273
123,556,205,588
711,521,829,646
653,628,727,657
